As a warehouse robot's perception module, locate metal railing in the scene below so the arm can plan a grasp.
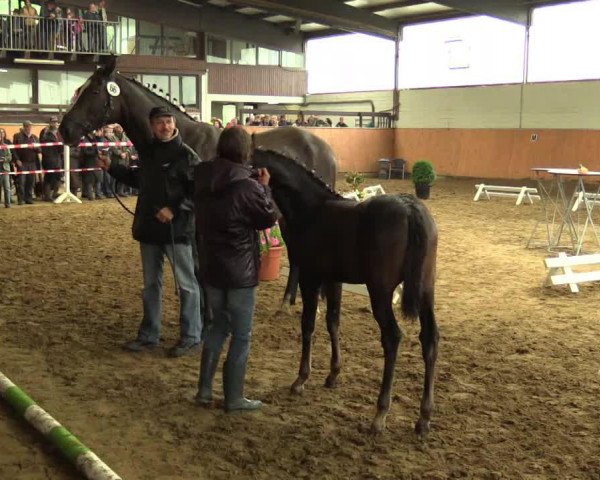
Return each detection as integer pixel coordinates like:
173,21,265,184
0,14,118,54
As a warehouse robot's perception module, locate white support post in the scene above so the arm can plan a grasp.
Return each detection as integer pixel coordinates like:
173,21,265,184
54,145,82,204
473,183,486,201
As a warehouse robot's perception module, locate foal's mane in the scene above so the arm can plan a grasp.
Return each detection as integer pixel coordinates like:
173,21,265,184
119,74,199,124
256,149,343,199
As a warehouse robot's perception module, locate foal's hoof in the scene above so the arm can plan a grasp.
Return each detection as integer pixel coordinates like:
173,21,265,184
414,419,430,438
324,375,338,389
277,303,293,315
290,382,304,395
370,415,386,434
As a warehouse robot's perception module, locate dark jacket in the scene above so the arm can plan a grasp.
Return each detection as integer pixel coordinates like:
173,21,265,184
79,132,99,168
109,130,200,245
196,158,279,289
40,128,62,169
12,130,40,167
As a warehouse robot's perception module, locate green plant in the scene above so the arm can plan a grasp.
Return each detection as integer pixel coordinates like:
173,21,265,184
411,160,436,185
259,222,285,255
345,171,365,191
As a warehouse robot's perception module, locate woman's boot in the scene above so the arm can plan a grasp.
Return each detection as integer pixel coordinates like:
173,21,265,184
195,347,221,407
223,360,262,412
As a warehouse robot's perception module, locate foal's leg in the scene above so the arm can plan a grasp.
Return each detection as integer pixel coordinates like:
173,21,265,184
368,288,402,434
290,279,320,395
324,282,343,388
280,263,300,312
415,288,439,437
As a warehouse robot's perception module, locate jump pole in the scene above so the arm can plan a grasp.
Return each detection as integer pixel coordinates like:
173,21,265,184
0,370,121,480
55,145,83,204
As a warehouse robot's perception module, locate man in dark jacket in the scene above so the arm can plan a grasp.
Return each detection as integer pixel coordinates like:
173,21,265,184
40,116,62,201
80,130,103,200
13,120,41,204
97,106,203,357
195,127,278,412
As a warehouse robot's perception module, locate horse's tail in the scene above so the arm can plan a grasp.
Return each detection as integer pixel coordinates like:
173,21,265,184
401,200,431,320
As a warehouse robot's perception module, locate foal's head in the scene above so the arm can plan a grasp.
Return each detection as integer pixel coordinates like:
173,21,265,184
252,149,339,225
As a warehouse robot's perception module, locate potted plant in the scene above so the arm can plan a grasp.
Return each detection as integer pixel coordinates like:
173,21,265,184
411,160,436,199
259,222,285,281
344,171,365,199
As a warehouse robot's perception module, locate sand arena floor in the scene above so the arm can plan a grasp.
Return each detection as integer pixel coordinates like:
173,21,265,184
0,176,599,480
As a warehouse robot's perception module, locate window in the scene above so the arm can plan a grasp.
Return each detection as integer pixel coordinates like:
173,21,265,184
207,36,229,63
528,2,600,82
164,27,196,58
398,16,525,88
231,40,256,65
0,0,10,15
38,70,91,105
138,20,162,56
258,47,279,66
281,50,304,68
0,68,32,105
119,17,136,55
181,76,197,107
142,74,169,96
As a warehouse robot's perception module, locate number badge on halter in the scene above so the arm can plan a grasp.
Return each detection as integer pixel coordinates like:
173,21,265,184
106,81,120,97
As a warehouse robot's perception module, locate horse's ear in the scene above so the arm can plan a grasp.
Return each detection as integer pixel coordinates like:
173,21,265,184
100,55,117,77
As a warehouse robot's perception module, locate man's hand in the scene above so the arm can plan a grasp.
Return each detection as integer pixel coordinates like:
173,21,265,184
256,167,270,186
155,207,174,223
96,154,111,171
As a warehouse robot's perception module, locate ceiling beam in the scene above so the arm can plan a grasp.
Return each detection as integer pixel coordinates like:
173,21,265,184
223,0,400,39
69,0,304,52
433,0,529,25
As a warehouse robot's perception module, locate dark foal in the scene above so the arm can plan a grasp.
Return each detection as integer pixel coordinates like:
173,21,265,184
252,149,440,434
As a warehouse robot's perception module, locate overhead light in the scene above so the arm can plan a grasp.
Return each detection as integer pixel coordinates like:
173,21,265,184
0,69,7,73
14,58,65,65
176,0,202,7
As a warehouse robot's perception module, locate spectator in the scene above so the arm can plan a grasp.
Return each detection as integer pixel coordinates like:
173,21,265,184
211,118,224,130
40,0,61,50
97,106,203,357
326,118,333,127
336,116,349,127
21,0,37,49
98,126,114,198
80,130,103,200
13,121,41,205
64,8,83,52
278,115,289,127
40,116,62,201
0,128,16,208
226,117,238,128
108,124,131,196
98,0,108,51
83,2,101,52
195,127,278,412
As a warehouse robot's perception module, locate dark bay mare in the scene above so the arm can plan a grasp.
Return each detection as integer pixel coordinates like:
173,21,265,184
58,56,338,310
252,149,439,435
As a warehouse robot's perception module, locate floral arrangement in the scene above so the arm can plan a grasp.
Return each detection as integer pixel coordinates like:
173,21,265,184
259,222,285,255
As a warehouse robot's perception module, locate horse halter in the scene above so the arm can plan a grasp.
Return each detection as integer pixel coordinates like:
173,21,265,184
70,78,116,135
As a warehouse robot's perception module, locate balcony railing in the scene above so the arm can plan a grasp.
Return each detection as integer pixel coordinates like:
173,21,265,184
0,14,119,55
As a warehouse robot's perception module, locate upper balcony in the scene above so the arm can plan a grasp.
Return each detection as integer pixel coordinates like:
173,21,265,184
0,14,119,58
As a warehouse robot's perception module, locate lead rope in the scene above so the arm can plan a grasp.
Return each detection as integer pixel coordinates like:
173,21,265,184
170,221,180,297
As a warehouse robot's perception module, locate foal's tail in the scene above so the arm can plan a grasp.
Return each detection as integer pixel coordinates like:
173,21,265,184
401,201,431,319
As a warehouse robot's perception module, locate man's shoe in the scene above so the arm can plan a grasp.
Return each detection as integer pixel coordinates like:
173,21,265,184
168,342,201,358
123,339,158,352
25,200,34,204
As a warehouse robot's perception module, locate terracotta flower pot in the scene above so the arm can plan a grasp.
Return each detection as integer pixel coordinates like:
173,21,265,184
259,246,284,281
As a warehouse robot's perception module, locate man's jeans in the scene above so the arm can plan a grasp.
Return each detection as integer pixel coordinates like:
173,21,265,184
202,286,256,368
137,242,202,346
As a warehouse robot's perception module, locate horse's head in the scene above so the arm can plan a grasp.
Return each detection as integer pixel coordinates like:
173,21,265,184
59,56,121,146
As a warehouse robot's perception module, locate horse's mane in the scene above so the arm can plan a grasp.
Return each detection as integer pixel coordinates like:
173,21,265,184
119,73,200,124
255,148,343,199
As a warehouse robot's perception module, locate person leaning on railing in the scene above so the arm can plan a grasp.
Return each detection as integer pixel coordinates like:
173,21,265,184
21,0,38,49
83,2,101,53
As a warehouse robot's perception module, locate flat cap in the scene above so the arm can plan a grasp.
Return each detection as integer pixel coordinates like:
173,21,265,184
149,106,174,120
23,120,33,127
